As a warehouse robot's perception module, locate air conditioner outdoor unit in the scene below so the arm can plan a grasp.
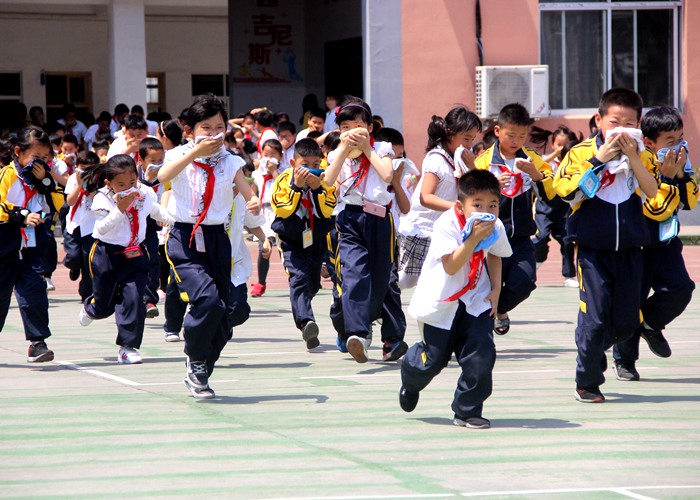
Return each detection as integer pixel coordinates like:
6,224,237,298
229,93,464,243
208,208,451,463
475,65,550,119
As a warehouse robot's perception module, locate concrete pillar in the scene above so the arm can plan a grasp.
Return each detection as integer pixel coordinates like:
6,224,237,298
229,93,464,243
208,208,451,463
108,0,147,110
362,0,402,129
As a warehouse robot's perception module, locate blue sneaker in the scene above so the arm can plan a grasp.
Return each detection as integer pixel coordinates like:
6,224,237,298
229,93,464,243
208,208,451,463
336,335,348,353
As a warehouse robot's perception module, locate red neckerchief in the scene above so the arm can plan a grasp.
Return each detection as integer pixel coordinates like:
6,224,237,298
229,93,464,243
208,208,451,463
495,164,523,197
299,191,314,231
190,161,216,246
342,137,375,192
126,206,140,247
600,170,616,189
439,206,485,302
259,173,273,202
70,188,89,221
256,127,276,155
20,182,37,246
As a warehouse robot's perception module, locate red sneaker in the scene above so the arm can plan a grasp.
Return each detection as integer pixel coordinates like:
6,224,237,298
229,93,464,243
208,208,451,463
250,283,266,297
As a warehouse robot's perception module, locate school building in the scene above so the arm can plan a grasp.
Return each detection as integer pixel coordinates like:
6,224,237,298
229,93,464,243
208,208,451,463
1,0,697,161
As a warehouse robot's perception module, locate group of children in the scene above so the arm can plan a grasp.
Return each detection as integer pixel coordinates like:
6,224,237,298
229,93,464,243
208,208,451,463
0,88,696,426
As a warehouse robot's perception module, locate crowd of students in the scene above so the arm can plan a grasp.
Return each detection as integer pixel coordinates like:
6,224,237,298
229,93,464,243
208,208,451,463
0,87,696,427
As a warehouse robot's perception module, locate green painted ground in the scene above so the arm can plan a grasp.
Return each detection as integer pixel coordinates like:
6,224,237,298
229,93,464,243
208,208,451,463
1,286,699,499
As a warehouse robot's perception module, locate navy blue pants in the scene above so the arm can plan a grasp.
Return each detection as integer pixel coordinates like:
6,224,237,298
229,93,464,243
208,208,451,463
533,198,576,278
63,227,83,271
281,238,325,330
42,215,58,277
380,243,406,343
78,232,94,300
613,237,695,364
84,240,149,349
576,245,642,389
142,223,160,305
498,236,537,315
0,247,52,341
401,304,495,419
165,223,231,374
335,205,396,338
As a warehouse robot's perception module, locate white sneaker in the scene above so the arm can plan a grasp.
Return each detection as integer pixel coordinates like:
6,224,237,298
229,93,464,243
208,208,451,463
78,306,93,326
164,331,181,342
118,346,143,364
157,289,167,301
347,335,369,363
563,278,579,288
45,278,56,292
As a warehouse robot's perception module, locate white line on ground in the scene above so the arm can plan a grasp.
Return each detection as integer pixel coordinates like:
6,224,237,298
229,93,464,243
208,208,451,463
611,488,657,500
55,360,140,386
459,485,700,497
261,494,456,500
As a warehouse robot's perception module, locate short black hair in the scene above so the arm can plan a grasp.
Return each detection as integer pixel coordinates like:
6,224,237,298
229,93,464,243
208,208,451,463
139,137,164,160
497,103,532,127
124,114,148,131
97,111,112,123
278,121,297,135
336,96,372,126
307,130,322,140
641,106,683,141
186,93,228,130
130,104,145,115
294,138,323,159
92,140,110,152
261,138,283,156
114,103,129,116
253,109,275,127
374,127,404,146
62,103,77,116
323,131,340,151
458,169,501,201
599,87,644,120
61,134,79,147
308,107,326,120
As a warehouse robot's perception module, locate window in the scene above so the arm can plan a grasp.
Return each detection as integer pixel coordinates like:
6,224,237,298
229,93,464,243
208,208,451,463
44,72,92,124
540,1,681,110
191,74,229,107
0,72,22,133
147,73,166,114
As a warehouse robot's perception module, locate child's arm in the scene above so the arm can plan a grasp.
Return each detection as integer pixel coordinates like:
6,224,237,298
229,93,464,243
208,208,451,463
143,165,159,183
249,225,271,258
420,173,454,211
516,152,555,200
324,131,354,186
271,170,302,219
358,129,393,182
391,165,411,215
619,134,658,198
234,168,261,215
92,193,134,236
305,173,337,218
484,254,502,318
157,139,222,184
441,219,495,275
149,203,175,226
160,189,171,208
65,174,81,206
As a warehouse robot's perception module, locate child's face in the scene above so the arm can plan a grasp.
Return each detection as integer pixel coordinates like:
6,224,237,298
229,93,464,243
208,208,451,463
278,130,296,150
192,114,226,137
125,128,148,142
142,148,164,168
447,126,479,154
391,143,405,159
106,170,138,193
262,145,282,163
61,143,78,156
308,116,325,132
339,119,370,133
96,148,108,162
495,123,529,157
325,96,338,110
458,191,500,219
16,143,52,167
293,155,322,170
552,133,569,151
64,111,77,126
596,105,639,139
645,128,684,155
243,117,255,131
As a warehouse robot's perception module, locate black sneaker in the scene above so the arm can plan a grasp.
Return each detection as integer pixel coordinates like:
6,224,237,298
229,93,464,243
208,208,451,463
27,341,54,363
613,362,640,381
184,360,209,390
399,386,419,412
640,328,672,358
453,416,491,429
146,303,160,319
574,386,605,403
301,320,320,350
69,268,80,281
382,340,408,361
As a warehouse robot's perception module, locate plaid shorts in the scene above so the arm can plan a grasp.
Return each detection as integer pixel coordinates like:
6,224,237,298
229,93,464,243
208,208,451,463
399,235,431,275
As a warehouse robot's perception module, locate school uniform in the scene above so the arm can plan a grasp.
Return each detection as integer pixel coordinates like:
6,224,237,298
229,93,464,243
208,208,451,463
0,162,63,341
401,207,512,418
328,141,398,339
138,167,169,307
554,133,654,390
271,167,336,330
57,119,88,144
164,143,243,373
474,141,555,315
86,183,173,349
613,170,698,364
65,173,93,299
256,128,279,157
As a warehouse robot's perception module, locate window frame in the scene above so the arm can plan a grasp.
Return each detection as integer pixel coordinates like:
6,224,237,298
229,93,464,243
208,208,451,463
539,1,682,113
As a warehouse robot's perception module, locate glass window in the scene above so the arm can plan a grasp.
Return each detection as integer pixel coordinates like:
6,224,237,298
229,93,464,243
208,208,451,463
0,73,21,97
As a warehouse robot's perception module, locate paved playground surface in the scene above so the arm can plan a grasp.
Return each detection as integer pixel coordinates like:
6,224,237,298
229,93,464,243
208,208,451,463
1,245,699,499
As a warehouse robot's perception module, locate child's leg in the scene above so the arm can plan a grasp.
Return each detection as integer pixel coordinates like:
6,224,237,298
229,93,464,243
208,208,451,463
228,282,251,329
380,248,406,343
498,236,537,316
398,235,430,289
79,233,94,301
84,242,118,320
532,200,553,265
257,240,270,285
63,227,83,272
163,271,187,334
13,252,52,342
114,259,149,349
142,228,161,305
326,226,346,338
401,320,455,394
453,309,496,419
281,241,318,329
158,245,169,292
0,253,20,331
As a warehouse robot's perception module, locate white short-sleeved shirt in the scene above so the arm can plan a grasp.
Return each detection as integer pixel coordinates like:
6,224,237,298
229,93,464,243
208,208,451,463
165,142,242,225
51,156,69,177
258,128,279,152
65,173,97,236
110,116,122,138
91,184,160,246
328,140,395,209
408,208,513,330
295,128,311,143
324,110,338,133
251,168,276,237
57,119,88,143
281,146,295,173
229,193,266,286
399,146,458,238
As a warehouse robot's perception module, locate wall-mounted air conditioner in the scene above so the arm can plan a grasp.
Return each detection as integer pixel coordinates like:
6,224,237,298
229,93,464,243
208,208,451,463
475,65,550,119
